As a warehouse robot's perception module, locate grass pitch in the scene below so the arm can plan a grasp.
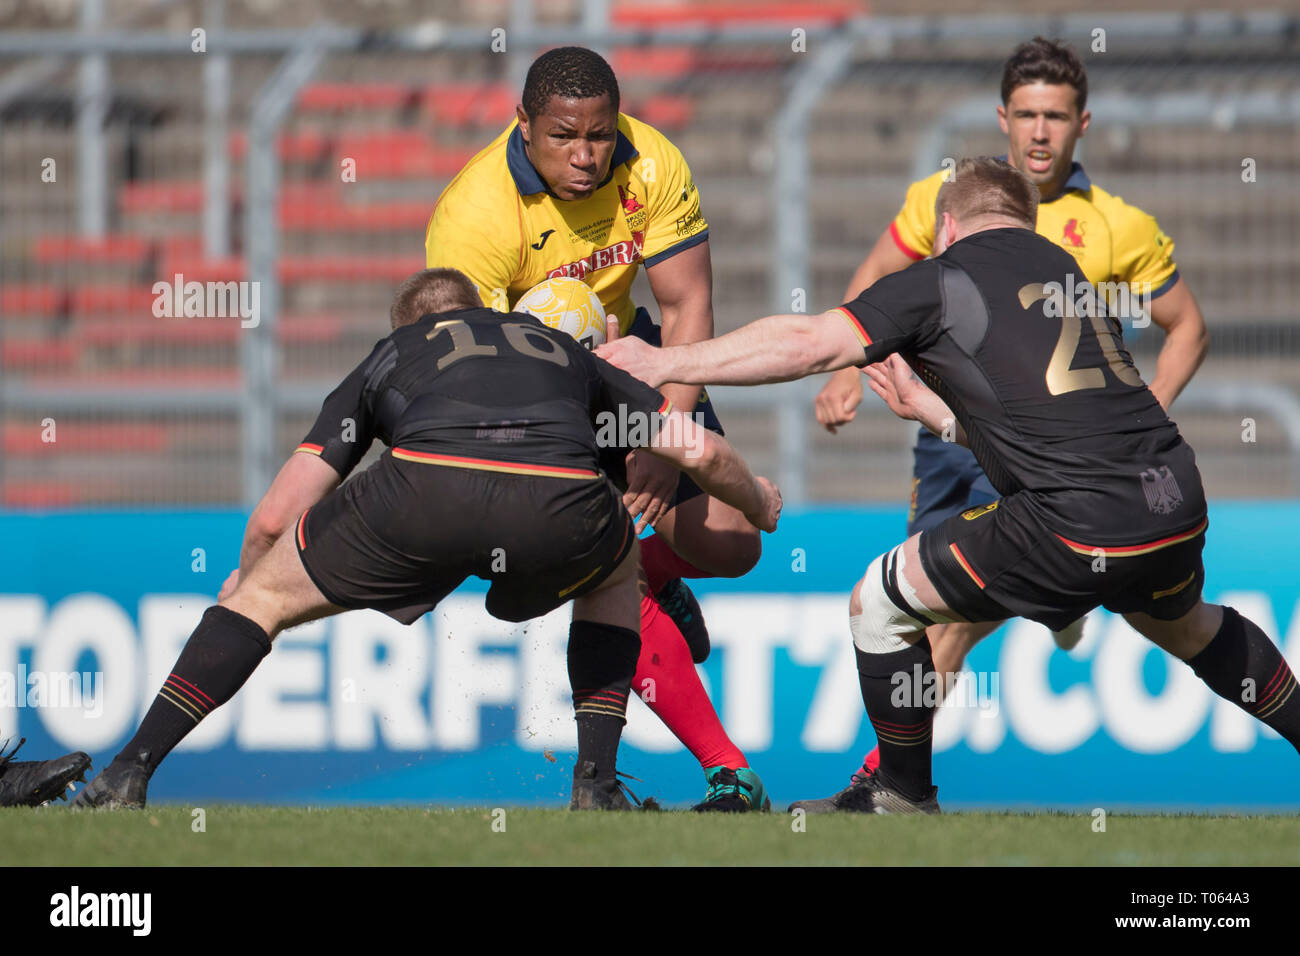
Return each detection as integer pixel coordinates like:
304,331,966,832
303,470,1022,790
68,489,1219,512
4,806,1298,866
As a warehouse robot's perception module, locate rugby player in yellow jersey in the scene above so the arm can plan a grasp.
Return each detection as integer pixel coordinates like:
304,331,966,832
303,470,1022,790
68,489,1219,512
800,37,1210,809
425,47,768,811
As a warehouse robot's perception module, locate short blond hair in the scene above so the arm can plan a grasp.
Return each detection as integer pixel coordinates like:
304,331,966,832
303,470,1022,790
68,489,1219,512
390,268,482,329
934,157,1039,231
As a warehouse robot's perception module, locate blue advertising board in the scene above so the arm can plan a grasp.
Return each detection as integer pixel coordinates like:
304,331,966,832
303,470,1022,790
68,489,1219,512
1,504,1295,809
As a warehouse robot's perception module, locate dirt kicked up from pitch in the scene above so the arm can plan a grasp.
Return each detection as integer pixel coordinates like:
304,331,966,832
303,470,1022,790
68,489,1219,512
3,807,1298,866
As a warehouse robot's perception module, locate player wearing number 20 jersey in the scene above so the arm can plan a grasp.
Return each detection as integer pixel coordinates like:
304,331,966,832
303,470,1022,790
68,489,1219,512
597,156,1300,816
836,225,1207,630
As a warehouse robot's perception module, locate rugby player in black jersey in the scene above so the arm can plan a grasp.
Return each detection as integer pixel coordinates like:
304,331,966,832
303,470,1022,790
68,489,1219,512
73,269,781,811
600,158,1298,812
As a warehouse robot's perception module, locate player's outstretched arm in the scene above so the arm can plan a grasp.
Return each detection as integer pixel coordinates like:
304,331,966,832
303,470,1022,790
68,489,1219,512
646,409,781,533
598,309,865,389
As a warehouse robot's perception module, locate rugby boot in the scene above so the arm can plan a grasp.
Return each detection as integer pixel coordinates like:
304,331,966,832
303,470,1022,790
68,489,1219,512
656,578,710,663
570,760,644,811
787,767,940,815
70,749,151,810
692,766,771,812
0,738,92,807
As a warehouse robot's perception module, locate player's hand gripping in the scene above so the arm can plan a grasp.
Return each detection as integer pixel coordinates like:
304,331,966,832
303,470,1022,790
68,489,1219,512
218,568,240,601
814,367,864,434
864,353,950,433
746,476,782,533
596,331,667,388
623,448,678,534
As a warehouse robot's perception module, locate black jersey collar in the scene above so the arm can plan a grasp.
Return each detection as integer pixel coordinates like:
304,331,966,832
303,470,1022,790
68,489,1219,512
507,122,639,197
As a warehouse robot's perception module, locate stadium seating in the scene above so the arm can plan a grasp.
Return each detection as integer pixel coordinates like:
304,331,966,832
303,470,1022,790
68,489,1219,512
2,4,1297,506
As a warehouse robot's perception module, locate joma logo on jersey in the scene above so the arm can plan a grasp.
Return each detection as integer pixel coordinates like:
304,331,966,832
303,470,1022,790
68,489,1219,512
548,231,645,281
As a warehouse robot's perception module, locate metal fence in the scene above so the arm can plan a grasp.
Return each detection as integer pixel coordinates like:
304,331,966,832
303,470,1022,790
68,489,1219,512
2,3,1298,507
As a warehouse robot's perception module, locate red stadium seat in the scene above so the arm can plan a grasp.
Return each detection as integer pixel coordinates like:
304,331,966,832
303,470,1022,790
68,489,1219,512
279,256,425,282
32,235,153,266
71,286,160,317
156,257,246,282
1,284,64,316
610,46,783,77
119,179,340,215
228,130,335,162
3,481,83,507
3,422,167,455
422,83,516,127
634,95,695,129
610,47,699,79
1,339,80,367
25,368,241,387
335,131,476,178
75,314,344,345
298,83,418,111
278,200,430,231
613,1,861,26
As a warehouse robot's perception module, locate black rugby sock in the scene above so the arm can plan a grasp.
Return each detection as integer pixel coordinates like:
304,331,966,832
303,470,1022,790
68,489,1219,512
567,620,640,778
1186,605,1300,753
115,605,271,775
856,638,938,803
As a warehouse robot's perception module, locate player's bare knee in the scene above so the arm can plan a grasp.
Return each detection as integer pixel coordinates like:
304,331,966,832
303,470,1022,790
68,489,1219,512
717,526,761,577
1127,601,1220,661
573,539,641,630
849,576,866,617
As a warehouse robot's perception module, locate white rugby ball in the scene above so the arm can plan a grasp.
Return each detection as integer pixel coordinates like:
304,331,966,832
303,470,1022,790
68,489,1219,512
515,277,607,350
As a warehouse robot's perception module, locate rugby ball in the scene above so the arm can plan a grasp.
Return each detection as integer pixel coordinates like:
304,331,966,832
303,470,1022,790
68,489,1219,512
515,277,607,350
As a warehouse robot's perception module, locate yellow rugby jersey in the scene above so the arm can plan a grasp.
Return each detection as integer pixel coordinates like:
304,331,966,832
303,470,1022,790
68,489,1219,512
424,112,709,335
889,163,1180,298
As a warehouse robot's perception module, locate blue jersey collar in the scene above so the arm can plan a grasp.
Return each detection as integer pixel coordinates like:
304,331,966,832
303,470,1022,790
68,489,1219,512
507,123,639,197
994,155,1091,202
1050,161,1092,201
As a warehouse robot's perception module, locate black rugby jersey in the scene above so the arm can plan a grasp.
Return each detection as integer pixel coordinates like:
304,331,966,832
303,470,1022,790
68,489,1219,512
838,227,1205,550
297,307,670,480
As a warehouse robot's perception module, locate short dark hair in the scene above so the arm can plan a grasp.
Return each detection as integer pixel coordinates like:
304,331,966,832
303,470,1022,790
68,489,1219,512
522,46,620,120
390,268,481,328
934,157,1039,230
1000,37,1088,113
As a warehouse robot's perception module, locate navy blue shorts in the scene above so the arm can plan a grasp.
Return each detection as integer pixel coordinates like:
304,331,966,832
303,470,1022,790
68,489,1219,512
907,427,998,536
599,307,724,508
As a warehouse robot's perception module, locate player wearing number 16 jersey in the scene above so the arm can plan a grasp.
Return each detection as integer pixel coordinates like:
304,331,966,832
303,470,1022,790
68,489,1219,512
73,269,781,811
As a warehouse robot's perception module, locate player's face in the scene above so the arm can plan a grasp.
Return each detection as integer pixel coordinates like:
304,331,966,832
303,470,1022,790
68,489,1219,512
517,95,619,202
996,82,1090,198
